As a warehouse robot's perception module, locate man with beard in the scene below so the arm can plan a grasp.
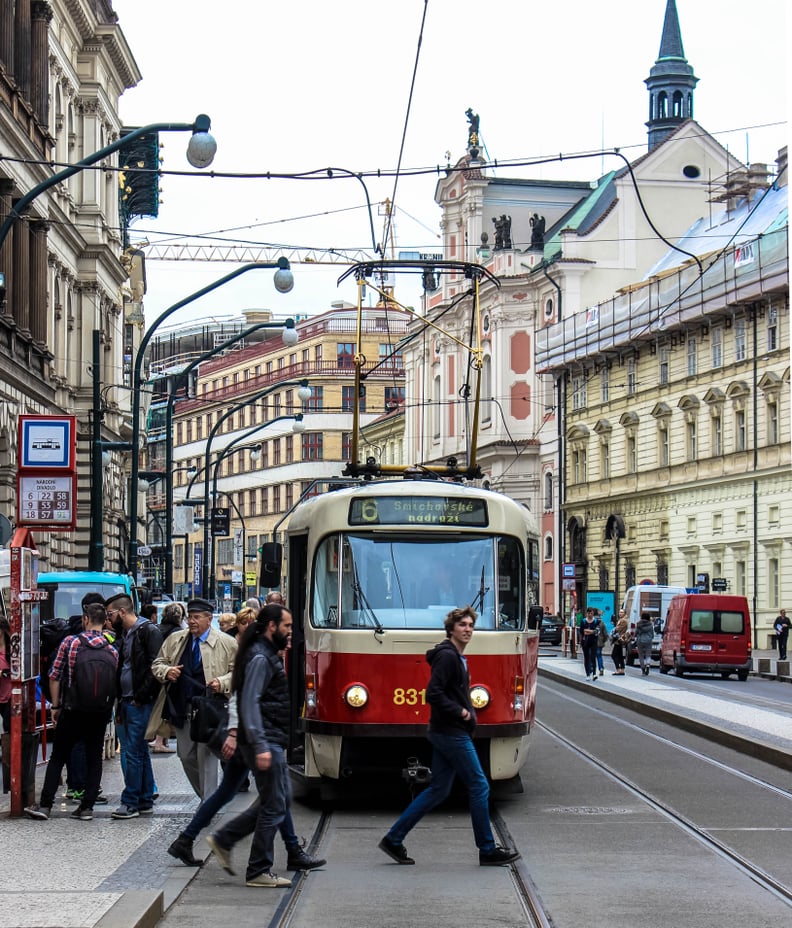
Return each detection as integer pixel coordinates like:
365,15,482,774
206,604,298,888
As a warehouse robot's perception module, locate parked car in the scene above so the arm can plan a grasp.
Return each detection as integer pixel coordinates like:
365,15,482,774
623,584,687,665
539,616,564,645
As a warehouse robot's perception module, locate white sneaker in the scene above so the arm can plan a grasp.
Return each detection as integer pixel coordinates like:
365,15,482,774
246,871,292,888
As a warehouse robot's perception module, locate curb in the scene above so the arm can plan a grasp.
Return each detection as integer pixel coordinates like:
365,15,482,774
95,891,163,928
538,663,792,772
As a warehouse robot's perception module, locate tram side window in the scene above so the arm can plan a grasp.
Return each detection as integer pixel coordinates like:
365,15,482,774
313,536,340,627
496,536,524,630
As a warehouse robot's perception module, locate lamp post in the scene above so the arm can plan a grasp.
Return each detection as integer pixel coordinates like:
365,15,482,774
213,490,250,606
0,115,217,253
128,261,295,576
33,116,218,572
202,403,308,598
162,319,298,593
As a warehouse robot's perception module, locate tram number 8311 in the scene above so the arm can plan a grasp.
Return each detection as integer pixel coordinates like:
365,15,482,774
393,688,427,706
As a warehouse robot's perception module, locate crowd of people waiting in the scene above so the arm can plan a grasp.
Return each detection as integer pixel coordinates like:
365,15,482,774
20,592,323,889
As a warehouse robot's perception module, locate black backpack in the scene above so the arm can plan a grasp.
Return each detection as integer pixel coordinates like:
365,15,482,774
64,635,117,714
39,618,69,702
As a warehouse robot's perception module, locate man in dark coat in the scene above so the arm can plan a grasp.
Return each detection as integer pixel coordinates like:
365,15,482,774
379,606,520,867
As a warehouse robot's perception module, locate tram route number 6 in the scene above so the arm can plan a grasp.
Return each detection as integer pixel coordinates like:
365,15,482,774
393,688,426,706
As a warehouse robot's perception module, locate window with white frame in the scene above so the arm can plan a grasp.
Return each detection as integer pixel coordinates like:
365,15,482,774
767,397,779,445
658,422,669,466
482,355,492,424
687,335,697,376
734,318,746,361
626,434,637,473
432,375,441,440
711,327,723,368
626,358,637,395
600,440,610,478
543,472,553,510
735,408,746,451
768,557,779,609
600,367,609,403
571,373,587,411
767,304,778,351
572,448,587,483
544,535,553,560
735,560,746,596
711,412,722,456
659,347,669,385
686,419,697,461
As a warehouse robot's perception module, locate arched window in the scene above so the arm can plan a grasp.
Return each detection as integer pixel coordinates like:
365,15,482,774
543,472,553,510
544,534,553,561
482,354,492,425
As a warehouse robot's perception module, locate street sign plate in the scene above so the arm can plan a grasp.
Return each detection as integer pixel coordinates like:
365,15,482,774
17,474,76,530
137,544,153,557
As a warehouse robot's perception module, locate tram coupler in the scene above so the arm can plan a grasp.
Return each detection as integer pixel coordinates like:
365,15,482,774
402,756,431,797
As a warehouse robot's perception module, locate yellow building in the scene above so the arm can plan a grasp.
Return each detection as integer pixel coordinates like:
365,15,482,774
537,158,789,644
146,303,408,604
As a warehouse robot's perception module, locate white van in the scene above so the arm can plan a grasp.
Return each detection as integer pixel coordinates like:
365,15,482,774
622,584,687,664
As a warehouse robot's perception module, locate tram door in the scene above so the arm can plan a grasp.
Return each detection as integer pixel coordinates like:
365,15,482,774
286,533,308,766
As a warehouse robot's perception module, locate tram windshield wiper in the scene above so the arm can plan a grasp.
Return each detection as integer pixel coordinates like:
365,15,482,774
469,565,490,612
350,564,385,635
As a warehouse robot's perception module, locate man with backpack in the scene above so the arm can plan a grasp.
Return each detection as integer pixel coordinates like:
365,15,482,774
24,603,118,822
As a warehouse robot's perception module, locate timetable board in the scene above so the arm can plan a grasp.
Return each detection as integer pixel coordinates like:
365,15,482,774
17,474,76,528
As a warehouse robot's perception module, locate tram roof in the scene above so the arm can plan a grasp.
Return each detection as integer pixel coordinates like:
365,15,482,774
285,478,537,537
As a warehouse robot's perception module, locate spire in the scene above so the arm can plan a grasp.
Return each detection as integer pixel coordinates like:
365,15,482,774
645,0,698,150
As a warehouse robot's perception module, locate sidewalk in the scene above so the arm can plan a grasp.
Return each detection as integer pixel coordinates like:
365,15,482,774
538,647,792,770
0,745,237,928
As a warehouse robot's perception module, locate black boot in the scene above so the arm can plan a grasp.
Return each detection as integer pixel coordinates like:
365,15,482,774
168,833,201,867
286,846,326,870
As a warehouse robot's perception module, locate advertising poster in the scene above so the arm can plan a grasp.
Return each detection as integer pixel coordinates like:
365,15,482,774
586,590,615,628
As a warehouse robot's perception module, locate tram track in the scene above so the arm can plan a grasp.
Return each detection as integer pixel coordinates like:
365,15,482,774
537,718,792,908
491,808,554,928
266,809,334,928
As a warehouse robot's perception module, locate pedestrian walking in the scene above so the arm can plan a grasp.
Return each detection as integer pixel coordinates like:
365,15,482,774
634,611,654,675
110,593,163,819
150,598,237,800
595,613,608,677
378,605,520,867
205,603,301,888
774,609,790,660
24,603,117,821
168,692,324,872
579,608,601,681
610,611,629,675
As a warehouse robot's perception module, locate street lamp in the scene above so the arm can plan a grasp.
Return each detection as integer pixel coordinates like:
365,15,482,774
161,318,299,592
0,114,217,251
202,403,308,597
127,261,295,574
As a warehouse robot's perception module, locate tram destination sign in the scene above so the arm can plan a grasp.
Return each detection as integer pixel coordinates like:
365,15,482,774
349,495,488,527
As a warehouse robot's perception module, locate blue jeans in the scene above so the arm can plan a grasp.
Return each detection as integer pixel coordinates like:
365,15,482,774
116,700,155,810
386,732,495,852
184,753,300,847
214,744,290,880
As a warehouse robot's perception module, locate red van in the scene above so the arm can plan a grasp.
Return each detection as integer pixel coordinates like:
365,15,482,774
659,594,752,681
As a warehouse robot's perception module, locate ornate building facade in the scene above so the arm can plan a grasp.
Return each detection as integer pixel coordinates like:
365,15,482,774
0,0,140,569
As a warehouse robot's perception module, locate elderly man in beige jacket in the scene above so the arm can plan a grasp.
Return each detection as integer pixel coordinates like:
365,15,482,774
150,598,237,799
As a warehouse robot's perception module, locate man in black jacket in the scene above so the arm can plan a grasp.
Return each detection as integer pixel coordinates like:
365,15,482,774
379,606,520,867
107,593,162,819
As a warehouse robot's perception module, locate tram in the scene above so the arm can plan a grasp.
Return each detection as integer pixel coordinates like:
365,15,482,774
269,478,541,794
264,258,541,793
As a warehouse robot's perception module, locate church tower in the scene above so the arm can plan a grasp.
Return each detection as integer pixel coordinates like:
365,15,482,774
645,0,698,150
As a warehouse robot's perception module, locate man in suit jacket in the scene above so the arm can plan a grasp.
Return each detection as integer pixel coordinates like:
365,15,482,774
151,598,237,799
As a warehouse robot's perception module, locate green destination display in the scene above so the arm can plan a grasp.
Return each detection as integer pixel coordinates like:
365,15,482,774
349,496,488,527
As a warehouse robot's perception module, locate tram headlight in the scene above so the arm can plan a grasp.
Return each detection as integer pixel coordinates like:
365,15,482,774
343,683,369,708
469,685,490,710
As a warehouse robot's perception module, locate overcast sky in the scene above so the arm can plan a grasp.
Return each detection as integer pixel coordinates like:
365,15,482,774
111,0,787,330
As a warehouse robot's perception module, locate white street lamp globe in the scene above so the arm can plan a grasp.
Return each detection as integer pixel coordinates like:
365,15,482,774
273,266,294,294
281,325,298,346
297,384,312,403
186,131,217,168
292,418,306,433
249,446,262,463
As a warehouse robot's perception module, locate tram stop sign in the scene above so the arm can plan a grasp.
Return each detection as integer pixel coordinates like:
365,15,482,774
211,507,230,537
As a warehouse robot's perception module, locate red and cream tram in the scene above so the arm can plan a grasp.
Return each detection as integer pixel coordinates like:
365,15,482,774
269,478,541,794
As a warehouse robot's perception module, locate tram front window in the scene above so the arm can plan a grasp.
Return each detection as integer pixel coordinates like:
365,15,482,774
311,534,525,630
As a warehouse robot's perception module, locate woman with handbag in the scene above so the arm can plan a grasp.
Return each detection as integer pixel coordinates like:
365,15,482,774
611,610,629,675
